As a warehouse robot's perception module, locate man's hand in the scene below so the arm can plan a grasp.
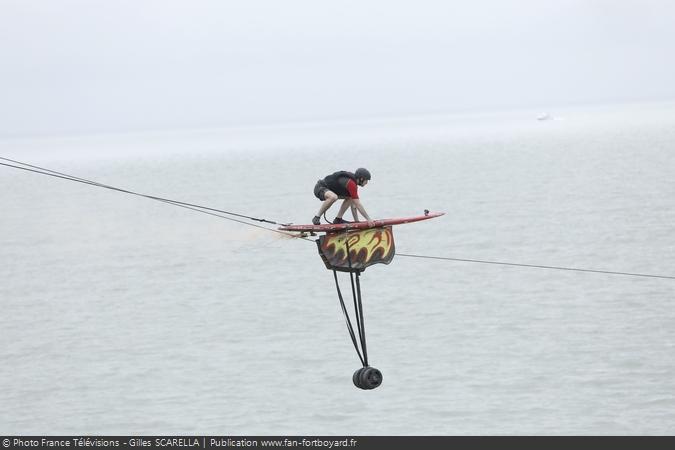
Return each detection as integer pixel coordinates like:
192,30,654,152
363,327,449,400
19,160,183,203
352,199,372,225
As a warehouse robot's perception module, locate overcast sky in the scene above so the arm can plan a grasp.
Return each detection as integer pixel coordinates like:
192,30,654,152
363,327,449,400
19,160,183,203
1,0,674,136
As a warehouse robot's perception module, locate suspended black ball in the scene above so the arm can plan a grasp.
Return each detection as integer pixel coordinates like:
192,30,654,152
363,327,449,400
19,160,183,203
353,368,364,389
353,366,382,390
359,366,382,389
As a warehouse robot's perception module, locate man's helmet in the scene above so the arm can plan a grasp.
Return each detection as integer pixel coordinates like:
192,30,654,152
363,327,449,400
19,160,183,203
355,168,371,180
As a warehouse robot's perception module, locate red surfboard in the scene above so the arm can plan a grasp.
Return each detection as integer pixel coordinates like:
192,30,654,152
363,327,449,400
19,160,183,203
279,211,444,232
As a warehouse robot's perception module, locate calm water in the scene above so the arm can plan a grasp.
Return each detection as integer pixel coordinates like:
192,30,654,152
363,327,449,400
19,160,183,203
1,103,674,434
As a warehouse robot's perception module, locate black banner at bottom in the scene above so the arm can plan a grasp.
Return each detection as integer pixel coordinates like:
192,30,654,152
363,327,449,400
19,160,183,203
2,436,675,450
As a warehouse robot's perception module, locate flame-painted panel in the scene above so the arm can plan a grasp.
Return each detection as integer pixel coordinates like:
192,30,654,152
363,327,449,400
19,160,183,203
316,226,395,272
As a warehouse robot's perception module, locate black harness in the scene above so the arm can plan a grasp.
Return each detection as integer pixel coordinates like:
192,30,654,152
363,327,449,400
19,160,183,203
322,171,357,198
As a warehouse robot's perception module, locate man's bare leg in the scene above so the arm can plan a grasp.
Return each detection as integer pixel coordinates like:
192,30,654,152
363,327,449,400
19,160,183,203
315,191,338,219
335,198,353,220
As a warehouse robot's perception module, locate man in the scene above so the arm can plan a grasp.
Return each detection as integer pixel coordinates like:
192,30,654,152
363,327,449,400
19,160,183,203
312,168,374,225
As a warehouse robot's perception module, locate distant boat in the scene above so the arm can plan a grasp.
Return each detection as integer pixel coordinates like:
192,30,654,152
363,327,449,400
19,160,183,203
537,113,553,121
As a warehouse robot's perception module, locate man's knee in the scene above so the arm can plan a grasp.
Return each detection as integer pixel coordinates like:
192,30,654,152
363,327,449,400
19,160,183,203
325,191,338,202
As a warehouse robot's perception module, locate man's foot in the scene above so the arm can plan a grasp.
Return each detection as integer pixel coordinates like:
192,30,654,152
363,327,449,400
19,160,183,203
312,216,321,225
333,217,352,224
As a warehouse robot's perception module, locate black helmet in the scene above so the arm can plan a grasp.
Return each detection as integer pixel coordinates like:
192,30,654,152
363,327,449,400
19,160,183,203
355,168,371,180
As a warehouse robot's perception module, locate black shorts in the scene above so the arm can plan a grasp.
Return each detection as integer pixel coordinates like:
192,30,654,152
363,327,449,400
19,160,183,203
314,180,329,201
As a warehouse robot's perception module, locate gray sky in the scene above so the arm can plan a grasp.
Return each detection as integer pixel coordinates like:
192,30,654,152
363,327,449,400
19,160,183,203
1,0,674,136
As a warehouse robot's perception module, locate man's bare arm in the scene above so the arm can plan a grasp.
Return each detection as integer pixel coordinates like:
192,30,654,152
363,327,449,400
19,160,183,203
352,199,371,221
350,203,359,222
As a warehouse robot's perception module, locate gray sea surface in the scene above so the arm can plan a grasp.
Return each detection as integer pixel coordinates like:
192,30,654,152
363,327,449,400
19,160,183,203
1,103,674,434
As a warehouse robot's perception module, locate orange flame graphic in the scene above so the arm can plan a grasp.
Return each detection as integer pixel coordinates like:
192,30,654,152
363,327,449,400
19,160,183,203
318,226,395,271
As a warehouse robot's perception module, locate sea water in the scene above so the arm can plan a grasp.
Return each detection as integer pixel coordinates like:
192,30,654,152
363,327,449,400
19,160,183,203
1,102,674,434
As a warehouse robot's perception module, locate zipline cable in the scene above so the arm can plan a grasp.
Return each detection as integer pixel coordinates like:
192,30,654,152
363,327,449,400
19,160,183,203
0,157,302,237
0,156,291,225
397,253,675,280
2,156,672,279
